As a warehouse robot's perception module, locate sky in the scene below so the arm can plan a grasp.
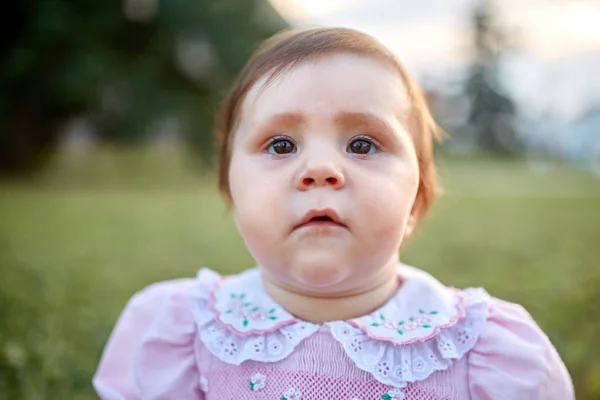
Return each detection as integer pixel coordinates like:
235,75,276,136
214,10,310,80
268,0,600,121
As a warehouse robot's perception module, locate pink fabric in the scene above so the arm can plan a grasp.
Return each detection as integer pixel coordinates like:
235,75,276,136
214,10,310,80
202,369,447,399
94,279,202,400
468,298,574,399
94,276,574,399
194,325,460,399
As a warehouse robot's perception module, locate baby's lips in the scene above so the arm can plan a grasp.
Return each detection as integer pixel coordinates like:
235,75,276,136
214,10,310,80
294,208,347,230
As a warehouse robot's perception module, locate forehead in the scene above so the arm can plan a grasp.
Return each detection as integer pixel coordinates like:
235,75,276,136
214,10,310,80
239,54,409,128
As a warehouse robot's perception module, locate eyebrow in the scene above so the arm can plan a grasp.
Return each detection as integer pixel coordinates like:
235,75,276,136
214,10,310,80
334,111,397,138
259,112,306,130
256,111,398,140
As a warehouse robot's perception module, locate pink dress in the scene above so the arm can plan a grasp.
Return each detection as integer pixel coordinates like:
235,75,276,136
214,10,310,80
93,265,574,399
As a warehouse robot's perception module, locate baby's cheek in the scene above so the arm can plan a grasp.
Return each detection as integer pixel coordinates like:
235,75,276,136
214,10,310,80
234,210,276,264
235,203,269,237
360,183,411,241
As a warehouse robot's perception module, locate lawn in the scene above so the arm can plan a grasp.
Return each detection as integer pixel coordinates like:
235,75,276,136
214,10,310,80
1,150,599,399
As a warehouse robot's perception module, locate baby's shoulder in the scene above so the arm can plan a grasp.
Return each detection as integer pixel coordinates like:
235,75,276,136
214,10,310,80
126,267,221,308
397,265,573,395
111,267,226,338
123,277,197,317
464,294,574,398
94,272,215,399
468,292,559,365
400,265,548,338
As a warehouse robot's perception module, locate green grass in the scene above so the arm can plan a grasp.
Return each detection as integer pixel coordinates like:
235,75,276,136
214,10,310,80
1,150,599,399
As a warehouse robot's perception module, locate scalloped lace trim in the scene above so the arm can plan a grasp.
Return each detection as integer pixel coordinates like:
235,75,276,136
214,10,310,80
327,288,490,388
191,268,320,365
190,267,490,384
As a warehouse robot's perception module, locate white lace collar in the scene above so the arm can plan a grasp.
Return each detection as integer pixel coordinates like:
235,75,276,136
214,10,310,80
191,265,490,388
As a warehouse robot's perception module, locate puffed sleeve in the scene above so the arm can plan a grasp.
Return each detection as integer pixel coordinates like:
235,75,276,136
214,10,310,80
93,279,203,400
468,297,574,399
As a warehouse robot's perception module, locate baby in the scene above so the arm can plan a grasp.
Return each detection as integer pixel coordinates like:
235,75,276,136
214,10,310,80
94,27,574,399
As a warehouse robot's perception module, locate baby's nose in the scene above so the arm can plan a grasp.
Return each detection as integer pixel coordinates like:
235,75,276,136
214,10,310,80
297,164,345,190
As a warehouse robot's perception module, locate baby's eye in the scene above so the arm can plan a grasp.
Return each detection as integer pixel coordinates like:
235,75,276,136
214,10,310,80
267,137,296,155
347,138,376,155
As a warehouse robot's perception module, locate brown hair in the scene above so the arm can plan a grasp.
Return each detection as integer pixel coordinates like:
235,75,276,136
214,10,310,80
215,27,443,228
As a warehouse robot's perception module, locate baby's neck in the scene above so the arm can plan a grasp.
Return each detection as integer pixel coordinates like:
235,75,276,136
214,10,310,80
260,264,402,323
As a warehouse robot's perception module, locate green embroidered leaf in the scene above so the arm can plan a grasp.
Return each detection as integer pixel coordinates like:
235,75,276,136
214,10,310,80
230,293,236,299
225,309,233,314
418,308,425,314
281,397,287,400
409,316,414,322
379,313,385,320
269,308,276,313
397,329,403,335
249,382,254,390
269,316,278,320
371,322,380,327
251,307,260,312
429,311,439,315
243,318,248,327
422,324,431,328
398,320,404,325
243,302,251,307
382,394,392,400
240,293,246,299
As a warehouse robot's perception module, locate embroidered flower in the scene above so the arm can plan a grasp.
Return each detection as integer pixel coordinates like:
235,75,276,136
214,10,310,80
224,293,279,327
295,322,309,332
339,326,351,337
222,341,238,357
393,365,403,379
282,387,302,400
234,308,249,318
428,352,440,365
376,361,391,377
226,294,248,318
208,325,220,335
350,337,363,353
268,339,283,355
283,330,296,340
251,309,267,321
370,313,388,328
227,298,243,309
383,319,396,329
199,376,209,392
404,320,419,332
249,372,266,391
456,329,471,345
438,337,455,354
244,337,265,354
413,357,426,373
382,388,405,400
370,310,438,336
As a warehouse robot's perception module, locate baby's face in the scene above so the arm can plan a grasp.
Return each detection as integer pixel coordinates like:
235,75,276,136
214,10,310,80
228,53,419,293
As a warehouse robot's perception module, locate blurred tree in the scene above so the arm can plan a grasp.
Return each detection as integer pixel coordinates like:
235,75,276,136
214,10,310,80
0,0,288,174
464,0,520,154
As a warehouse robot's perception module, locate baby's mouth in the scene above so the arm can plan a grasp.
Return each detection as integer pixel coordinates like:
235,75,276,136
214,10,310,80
302,216,340,228
294,209,348,231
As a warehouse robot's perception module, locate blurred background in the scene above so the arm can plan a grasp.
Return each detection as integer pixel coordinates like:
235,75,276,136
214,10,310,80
0,0,599,398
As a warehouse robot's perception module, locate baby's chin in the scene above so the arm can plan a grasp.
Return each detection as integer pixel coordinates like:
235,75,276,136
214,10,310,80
288,256,354,291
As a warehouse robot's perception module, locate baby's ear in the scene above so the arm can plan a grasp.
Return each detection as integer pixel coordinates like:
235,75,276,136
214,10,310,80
403,201,420,239
404,213,418,239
